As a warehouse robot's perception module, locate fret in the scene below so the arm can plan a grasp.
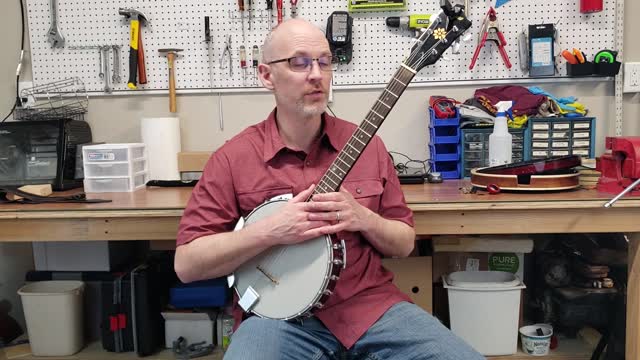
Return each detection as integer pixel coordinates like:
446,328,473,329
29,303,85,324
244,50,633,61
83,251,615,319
370,109,383,121
356,127,372,138
400,63,417,74
341,150,356,161
324,174,339,187
352,136,366,146
391,76,407,87
376,99,391,109
330,165,345,178
384,88,399,98
364,118,378,129
346,142,361,156
336,156,351,168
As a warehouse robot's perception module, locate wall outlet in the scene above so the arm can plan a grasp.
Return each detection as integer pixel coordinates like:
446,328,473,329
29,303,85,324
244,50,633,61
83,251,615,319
623,62,640,93
17,81,35,107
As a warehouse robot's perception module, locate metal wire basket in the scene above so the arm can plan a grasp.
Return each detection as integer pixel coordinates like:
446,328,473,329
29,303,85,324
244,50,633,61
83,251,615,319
15,77,88,121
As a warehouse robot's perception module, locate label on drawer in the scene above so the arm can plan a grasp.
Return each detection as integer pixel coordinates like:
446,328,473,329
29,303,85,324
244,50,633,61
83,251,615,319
552,131,568,138
532,142,549,148
533,150,549,157
533,132,549,139
87,152,116,161
553,123,570,130
574,140,590,147
573,149,590,156
552,141,569,148
573,132,590,138
552,150,570,156
532,123,549,130
574,122,591,129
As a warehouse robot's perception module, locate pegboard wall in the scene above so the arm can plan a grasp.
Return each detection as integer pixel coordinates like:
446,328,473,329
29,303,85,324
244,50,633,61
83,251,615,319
26,0,617,93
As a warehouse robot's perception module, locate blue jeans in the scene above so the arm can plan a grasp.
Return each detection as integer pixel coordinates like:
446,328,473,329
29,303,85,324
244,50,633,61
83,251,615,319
224,301,484,359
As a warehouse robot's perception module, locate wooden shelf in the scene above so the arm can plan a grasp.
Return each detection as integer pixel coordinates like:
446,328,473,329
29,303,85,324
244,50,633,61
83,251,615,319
4,342,224,360
5,338,594,360
488,337,595,360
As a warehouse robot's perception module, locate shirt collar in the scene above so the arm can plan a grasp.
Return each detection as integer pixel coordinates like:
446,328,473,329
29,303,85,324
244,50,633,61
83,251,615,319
263,108,342,163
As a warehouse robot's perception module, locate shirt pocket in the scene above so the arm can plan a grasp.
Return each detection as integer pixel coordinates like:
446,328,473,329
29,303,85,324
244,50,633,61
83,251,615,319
236,185,294,217
342,179,383,213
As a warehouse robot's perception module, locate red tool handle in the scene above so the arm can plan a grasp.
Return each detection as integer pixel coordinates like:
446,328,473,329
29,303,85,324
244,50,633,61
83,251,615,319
497,45,512,69
238,0,245,11
277,0,283,24
469,33,488,70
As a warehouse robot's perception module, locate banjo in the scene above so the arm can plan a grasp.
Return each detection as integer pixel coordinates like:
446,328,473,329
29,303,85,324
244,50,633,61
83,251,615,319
228,0,472,320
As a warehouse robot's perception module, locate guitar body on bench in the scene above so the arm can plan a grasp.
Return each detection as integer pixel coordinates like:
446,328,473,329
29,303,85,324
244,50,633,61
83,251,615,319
229,0,472,320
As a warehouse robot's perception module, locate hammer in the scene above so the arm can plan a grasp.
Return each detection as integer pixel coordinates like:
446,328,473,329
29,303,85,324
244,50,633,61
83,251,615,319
159,48,183,113
119,8,148,89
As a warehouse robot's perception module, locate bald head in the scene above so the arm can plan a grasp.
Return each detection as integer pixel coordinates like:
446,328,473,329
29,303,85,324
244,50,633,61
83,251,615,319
262,18,328,63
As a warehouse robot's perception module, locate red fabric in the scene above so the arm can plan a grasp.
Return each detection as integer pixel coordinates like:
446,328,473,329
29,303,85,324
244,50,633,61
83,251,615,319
474,85,547,116
177,109,414,349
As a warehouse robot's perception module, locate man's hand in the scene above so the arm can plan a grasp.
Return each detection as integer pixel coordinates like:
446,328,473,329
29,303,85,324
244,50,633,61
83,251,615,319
251,184,333,246
304,186,375,234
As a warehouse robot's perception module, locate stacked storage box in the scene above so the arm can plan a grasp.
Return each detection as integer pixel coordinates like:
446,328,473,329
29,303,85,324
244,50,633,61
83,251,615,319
526,117,595,160
82,143,148,192
460,127,527,178
428,108,461,179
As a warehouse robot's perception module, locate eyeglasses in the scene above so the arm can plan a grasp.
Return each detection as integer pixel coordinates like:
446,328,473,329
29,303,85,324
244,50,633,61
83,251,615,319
267,55,337,72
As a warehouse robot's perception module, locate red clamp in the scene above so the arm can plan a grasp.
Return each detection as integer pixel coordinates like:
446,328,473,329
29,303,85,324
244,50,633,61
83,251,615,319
469,7,511,70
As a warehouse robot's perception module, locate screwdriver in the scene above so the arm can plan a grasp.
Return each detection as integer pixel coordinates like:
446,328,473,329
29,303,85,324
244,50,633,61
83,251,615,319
266,0,274,28
237,0,246,43
277,0,283,25
247,0,252,31
239,45,247,83
252,45,259,83
290,0,298,18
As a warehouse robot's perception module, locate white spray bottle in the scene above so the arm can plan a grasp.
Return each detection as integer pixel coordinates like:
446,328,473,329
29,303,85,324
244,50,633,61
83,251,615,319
489,101,513,167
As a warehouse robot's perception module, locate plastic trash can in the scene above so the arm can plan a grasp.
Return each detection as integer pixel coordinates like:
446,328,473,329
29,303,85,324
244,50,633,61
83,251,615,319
18,280,85,356
443,271,525,356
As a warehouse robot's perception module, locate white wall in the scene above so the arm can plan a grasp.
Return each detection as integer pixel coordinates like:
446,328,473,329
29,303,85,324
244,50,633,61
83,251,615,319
0,0,638,330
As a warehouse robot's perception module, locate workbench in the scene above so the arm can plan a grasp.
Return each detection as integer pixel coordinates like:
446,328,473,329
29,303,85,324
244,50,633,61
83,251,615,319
2,180,638,359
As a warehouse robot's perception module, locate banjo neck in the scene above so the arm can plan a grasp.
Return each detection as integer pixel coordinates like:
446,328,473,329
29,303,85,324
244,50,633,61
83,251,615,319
309,65,416,198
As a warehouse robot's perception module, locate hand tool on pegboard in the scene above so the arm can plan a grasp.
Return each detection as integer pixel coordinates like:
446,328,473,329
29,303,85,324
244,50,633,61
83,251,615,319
238,0,246,43
119,8,149,89
158,48,183,113
290,0,299,18
137,31,148,85
47,0,65,48
277,0,284,24
469,7,511,70
204,16,214,89
265,0,274,28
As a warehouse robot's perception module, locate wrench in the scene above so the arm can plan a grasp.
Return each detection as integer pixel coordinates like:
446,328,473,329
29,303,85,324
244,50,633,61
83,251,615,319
47,0,65,48
102,46,112,93
98,47,104,79
112,45,122,83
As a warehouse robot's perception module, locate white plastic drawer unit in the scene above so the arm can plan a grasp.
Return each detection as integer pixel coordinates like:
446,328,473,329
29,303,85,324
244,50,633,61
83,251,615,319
83,158,147,177
83,172,148,193
82,143,146,162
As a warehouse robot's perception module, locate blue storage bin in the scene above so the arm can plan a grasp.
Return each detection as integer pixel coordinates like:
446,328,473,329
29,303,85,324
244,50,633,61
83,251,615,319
429,108,461,127
429,143,460,162
429,126,460,144
429,160,461,179
170,278,228,308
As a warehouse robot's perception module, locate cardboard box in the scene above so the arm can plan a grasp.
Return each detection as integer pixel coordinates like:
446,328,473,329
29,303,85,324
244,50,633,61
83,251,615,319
382,256,432,313
178,152,211,172
161,312,216,349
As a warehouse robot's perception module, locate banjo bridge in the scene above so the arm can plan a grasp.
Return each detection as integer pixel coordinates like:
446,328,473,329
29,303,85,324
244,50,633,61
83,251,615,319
256,265,280,285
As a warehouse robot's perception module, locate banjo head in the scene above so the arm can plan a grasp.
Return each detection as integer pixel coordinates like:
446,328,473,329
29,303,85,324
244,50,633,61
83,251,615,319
234,199,335,320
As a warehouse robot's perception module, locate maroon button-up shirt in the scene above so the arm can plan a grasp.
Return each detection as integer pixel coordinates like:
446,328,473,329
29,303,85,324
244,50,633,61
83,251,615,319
177,110,414,349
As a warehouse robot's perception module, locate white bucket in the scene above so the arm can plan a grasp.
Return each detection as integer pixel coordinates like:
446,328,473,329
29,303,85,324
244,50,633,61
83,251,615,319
443,271,526,356
18,281,85,356
519,324,553,356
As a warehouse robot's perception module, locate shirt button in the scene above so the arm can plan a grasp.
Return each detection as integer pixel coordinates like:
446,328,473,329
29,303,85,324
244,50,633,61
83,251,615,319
356,188,362,194
306,161,311,166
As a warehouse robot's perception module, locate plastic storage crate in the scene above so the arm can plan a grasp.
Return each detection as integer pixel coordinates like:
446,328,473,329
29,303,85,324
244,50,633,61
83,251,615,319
460,127,527,178
429,108,461,179
525,117,595,159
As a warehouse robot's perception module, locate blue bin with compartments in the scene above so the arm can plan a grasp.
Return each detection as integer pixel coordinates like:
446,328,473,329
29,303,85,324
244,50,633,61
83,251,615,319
429,107,461,179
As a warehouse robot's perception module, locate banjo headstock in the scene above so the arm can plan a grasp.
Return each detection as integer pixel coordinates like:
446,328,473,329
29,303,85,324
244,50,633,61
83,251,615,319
404,0,472,72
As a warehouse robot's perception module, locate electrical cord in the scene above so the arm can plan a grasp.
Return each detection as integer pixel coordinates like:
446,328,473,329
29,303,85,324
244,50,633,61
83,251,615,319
2,0,26,124
388,151,430,174
326,104,337,117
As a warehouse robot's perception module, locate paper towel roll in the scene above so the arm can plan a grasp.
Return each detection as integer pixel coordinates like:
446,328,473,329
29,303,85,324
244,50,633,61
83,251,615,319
141,117,182,180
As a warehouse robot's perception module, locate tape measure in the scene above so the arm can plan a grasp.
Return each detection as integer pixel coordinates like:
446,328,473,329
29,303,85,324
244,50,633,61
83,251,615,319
594,49,617,64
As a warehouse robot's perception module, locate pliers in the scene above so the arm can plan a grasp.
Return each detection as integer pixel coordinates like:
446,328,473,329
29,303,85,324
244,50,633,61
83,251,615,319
469,7,511,70
220,35,233,77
